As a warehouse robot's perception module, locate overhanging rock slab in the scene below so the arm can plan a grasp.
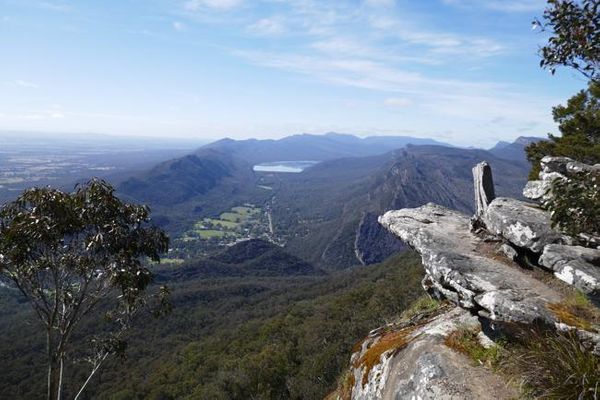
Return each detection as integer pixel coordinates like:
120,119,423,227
379,203,561,326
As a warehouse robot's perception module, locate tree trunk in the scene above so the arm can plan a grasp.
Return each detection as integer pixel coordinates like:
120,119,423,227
47,356,62,400
47,332,63,400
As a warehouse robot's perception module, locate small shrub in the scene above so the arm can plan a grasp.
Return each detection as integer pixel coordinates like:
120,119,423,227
400,295,441,321
544,170,600,241
444,328,504,368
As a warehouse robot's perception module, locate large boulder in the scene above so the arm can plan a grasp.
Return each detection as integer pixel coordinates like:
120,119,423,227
540,244,600,295
482,197,566,253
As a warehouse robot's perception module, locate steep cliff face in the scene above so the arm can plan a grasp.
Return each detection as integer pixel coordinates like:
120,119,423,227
332,157,600,400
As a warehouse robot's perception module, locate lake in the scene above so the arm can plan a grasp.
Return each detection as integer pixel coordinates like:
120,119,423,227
253,161,319,173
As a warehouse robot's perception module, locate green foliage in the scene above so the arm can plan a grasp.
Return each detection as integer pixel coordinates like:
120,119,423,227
0,179,169,400
534,0,600,81
544,170,600,240
526,82,600,178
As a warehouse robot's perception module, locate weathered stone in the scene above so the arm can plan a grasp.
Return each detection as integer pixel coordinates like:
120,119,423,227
472,162,496,218
541,156,572,175
522,180,546,200
350,307,518,400
483,197,566,253
566,161,600,175
379,203,561,325
539,244,600,295
499,243,518,261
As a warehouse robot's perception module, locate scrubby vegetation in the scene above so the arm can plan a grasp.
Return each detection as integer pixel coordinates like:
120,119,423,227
0,252,425,399
504,331,600,399
544,169,600,241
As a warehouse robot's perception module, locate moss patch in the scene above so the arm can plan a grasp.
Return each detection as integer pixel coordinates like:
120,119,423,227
547,290,600,331
353,325,419,387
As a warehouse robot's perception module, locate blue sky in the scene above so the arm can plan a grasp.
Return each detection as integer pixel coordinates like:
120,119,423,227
0,0,590,146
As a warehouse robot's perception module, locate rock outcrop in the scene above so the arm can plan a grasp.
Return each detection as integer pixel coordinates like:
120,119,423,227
338,158,600,400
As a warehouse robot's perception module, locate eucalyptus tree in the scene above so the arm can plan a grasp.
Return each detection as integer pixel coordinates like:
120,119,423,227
0,179,169,400
533,0,599,81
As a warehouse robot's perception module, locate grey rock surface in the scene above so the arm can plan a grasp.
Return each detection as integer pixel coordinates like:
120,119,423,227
541,156,572,174
540,244,600,295
379,203,561,325
351,307,518,400
483,197,566,253
522,180,546,200
499,243,518,261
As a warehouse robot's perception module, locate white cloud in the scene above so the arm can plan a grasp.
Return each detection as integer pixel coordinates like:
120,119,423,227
14,80,39,88
173,21,186,31
368,16,506,58
184,0,242,11
384,97,412,108
248,16,285,36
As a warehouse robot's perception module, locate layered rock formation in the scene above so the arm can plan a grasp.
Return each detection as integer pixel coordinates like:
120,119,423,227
337,157,600,399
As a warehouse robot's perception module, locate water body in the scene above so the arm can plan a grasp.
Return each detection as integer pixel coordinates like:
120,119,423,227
253,161,319,173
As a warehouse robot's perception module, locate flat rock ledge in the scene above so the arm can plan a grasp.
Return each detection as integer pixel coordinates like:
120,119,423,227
379,203,566,327
351,307,518,400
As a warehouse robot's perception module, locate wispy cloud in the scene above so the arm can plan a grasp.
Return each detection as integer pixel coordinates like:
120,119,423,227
35,1,72,13
442,0,545,12
364,0,396,7
184,0,242,12
248,16,285,36
384,97,412,108
173,21,186,31
13,80,39,89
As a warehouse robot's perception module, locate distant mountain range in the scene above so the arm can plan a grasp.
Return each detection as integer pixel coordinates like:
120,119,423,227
488,136,545,163
117,132,452,207
116,133,535,269
202,132,450,164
